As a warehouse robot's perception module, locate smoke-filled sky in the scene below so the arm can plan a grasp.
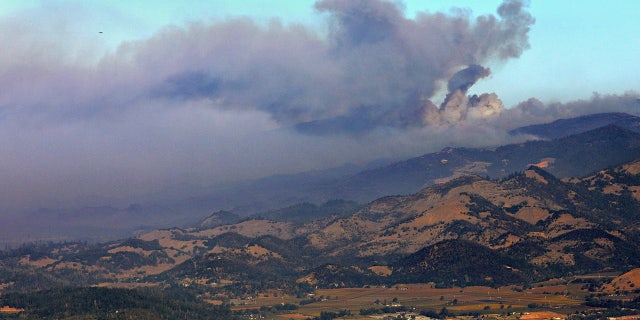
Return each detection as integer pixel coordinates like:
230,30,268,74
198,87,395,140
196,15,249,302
1,0,639,214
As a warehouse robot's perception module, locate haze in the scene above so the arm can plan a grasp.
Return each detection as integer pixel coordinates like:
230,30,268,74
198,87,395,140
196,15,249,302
0,0,638,216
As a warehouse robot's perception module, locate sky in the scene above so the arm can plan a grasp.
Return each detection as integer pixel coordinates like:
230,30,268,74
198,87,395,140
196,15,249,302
0,0,639,214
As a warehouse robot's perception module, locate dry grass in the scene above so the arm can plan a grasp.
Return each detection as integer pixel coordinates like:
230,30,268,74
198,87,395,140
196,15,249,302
277,313,310,319
194,220,297,240
520,311,567,320
95,282,159,289
0,306,24,313
525,170,549,184
602,268,640,293
244,244,283,259
234,283,585,319
368,266,392,276
107,246,152,256
622,160,640,175
19,256,57,268
433,161,492,184
513,207,550,225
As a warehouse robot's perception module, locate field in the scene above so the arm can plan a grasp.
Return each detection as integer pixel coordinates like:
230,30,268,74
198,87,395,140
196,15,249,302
234,282,593,319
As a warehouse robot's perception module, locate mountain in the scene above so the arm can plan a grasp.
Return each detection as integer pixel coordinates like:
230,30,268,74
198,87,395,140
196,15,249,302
308,165,640,259
333,124,640,201
304,163,640,286
4,156,640,294
198,210,241,229
7,114,640,246
250,199,362,223
0,163,367,246
172,114,640,213
393,239,530,286
509,112,640,139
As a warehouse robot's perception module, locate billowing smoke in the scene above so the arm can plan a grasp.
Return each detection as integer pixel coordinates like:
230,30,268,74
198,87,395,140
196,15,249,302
496,92,640,130
5,0,636,218
301,0,534,131
0,0,535,133
437,65,505,124
131,0,535,133
447,65,492,94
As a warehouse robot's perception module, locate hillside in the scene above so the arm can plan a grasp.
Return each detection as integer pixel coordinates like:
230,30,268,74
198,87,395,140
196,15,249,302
6,114,640,246
393,239,529,286
601,268,640,293
250,199,362,224
332,124,640,202
2,154,640,299
308,164,640,277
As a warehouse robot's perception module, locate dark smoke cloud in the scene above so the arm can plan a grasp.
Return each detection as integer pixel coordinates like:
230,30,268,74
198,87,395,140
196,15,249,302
133,0,536,132
316,0,401,46
495,0,535,58
301,0,535,132
156,71,223,100
437,65,498,124
447,65,491,93
3,0,635,217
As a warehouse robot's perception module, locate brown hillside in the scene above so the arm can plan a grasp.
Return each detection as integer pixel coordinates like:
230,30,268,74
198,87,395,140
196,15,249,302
577,159,640,200
4,157,640,291
193,219,298,239
309,172,582,257
602,268,640,293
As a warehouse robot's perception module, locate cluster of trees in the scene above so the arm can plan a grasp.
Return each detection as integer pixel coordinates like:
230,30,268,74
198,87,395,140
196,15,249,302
561,295,640,320
309,309,351,320
0,286,231,320
359,306,455,319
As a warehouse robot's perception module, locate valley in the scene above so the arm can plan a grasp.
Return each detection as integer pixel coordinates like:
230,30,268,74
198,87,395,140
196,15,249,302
235,282,593,319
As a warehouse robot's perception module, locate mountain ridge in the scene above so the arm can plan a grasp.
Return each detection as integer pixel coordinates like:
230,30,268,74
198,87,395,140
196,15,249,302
509,112,640,139
4,113,640,250
4,154,640,294
335,124,640,202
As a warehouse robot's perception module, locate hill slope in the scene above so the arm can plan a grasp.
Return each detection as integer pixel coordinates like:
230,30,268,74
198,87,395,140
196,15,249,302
333,125,640,201
6,113,640,246
3,154,640,294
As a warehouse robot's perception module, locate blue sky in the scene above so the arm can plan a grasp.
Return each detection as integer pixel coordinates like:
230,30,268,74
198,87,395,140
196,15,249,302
2,0,638,107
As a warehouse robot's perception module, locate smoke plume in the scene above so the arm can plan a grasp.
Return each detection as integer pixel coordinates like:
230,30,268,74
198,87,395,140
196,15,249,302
7,0,637,218
497,92,640,130
133,0,536,133
437,65,503,124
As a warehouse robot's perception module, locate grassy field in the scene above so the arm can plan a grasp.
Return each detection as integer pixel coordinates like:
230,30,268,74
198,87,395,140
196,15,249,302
234,282,591,319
